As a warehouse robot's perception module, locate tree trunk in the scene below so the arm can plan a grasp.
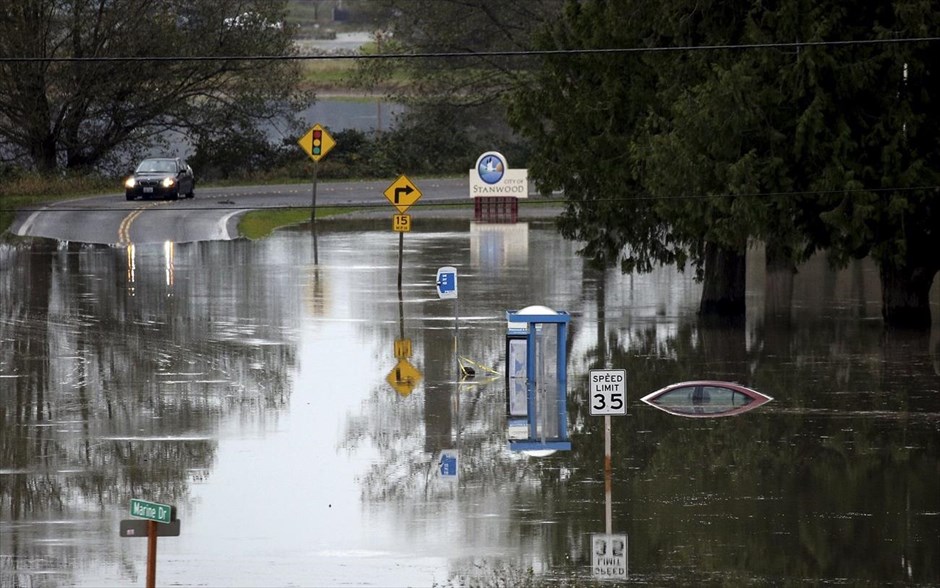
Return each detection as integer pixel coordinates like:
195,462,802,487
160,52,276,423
30,134,58,172
764,243,795,320
699,242,746,316
879,262,935,329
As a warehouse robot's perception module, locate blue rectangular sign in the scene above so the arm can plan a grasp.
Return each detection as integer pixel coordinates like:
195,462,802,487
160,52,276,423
438,450,458,479
436,266,458,299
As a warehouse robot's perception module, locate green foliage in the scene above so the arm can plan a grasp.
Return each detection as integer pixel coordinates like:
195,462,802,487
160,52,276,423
509,0,674,271
508,0,940,325
364,0,562,177
190,128,298,182
0,0,304,173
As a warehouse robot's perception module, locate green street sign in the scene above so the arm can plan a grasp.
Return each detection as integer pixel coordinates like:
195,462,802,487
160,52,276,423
130,499,175,524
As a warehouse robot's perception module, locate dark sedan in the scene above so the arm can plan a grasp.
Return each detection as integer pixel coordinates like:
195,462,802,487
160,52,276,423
125,158,195,201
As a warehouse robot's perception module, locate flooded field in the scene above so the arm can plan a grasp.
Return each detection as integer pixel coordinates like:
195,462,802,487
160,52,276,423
1,217,939,586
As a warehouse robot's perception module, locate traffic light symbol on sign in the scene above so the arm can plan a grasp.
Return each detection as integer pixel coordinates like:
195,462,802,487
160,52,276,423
312,130,322,156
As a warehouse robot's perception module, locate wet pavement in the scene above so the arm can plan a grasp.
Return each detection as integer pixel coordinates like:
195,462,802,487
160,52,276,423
1,216,939,586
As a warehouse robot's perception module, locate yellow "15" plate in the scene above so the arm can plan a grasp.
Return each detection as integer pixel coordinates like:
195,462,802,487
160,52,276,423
393,214,411,232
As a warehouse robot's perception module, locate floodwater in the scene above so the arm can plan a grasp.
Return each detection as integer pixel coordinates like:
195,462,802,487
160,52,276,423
1,217,939,587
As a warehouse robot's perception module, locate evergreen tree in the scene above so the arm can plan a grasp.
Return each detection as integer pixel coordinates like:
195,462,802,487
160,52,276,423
509,0,940,326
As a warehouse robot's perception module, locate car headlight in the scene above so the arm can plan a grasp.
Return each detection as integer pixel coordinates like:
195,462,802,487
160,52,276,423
125,177,136,188
161,177,176,188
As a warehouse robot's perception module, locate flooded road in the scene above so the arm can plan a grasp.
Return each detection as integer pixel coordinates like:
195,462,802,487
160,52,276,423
1,218,939,586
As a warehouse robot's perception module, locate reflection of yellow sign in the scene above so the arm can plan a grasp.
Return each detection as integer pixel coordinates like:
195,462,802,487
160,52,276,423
393,214,411,233
298,124,335,162
386,359,422,397
394,338,412,358
383,175,422,213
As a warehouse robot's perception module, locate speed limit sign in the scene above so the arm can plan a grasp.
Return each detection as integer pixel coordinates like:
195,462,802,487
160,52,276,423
590,369,626,416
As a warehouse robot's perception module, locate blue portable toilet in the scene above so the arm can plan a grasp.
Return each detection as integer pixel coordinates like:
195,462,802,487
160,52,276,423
505,305,571,452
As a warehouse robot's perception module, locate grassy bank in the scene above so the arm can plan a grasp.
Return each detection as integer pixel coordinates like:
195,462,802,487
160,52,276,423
238,207,351,239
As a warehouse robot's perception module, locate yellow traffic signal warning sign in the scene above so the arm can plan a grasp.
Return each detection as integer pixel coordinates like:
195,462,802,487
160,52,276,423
298,124,335,162
384,175,422,213
386,359,422,397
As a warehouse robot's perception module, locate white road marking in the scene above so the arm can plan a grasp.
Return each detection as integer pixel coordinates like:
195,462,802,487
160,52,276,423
217,210,249,240
14,207,46,236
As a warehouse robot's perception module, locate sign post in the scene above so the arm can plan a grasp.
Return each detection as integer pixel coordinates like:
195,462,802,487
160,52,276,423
384,175,422,290
436,266,459,375
298,123,336,264
128,499,177,588
590,369,626,532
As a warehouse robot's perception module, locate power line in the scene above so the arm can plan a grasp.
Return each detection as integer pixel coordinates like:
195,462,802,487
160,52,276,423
1,36,937,63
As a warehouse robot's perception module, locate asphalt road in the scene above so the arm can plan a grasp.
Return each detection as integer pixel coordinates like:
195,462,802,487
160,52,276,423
10,178,471,244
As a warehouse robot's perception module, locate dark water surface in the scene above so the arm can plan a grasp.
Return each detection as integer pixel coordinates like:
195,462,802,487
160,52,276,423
1,218,939,586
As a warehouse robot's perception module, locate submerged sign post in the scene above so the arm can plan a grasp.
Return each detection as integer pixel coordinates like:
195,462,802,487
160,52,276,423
436,266,460,375
297,123,336,264
126,498,178,588
590,369,626,543
386,175,422,289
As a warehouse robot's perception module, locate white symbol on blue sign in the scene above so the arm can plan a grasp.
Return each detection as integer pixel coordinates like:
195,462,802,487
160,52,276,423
436,266,458,300
438,450,458,480
477,152,505,184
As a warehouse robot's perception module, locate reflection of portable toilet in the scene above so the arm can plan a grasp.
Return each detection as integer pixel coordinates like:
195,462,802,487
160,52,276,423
505,305,571,452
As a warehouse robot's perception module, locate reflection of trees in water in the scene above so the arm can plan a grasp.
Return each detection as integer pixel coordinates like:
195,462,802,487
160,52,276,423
322,223,939,584
568,282,940,583
0,239,297,584
337,223,600,584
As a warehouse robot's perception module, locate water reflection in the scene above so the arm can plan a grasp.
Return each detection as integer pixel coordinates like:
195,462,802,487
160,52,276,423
1,220,939,586
1,238,296,586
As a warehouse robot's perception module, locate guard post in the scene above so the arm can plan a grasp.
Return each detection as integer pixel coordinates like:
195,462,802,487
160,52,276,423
506,305,571,452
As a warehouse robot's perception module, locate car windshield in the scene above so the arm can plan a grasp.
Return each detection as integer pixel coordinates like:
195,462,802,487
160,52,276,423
136,159,177,173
